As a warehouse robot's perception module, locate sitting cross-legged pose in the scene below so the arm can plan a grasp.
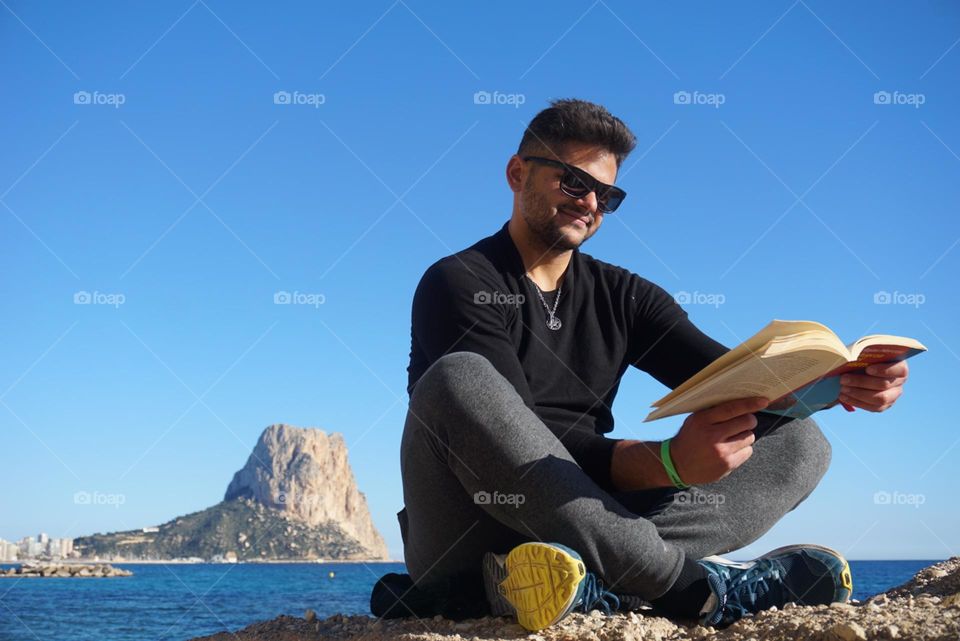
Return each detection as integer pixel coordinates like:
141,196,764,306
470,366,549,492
396,98,909,630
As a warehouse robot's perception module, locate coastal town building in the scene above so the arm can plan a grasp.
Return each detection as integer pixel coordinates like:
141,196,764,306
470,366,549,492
0,534,74,561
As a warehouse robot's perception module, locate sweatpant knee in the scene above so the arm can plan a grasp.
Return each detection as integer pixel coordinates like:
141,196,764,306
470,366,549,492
410,351,500,411
779,417,832,505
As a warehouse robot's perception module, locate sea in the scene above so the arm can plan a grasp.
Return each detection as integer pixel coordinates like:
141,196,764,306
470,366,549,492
0,560,939,641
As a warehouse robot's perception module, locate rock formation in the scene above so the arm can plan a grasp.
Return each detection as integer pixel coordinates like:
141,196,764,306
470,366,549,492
73,498,373,561
224,424,388,559
73,423,388,561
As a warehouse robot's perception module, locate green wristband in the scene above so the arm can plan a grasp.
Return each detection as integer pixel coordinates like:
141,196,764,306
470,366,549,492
660,438,690,489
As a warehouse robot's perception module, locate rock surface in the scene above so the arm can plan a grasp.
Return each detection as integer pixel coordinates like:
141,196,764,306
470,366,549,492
73,497,373,561
0,563,132,578
225,424,387,560
189,556,960,641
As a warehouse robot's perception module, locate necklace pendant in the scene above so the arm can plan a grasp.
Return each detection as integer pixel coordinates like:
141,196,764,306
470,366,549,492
546,315,562,331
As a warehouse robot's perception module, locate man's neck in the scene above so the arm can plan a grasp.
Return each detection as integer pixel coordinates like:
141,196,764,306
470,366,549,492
507,217,573,291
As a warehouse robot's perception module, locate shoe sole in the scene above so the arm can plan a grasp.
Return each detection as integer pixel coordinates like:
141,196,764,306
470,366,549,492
498,542,586,631
482,552,514,617
702,543,853,601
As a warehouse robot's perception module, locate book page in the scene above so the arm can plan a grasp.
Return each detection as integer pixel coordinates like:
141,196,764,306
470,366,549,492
763,330,849,358
644,347,847,421
653,319,841,408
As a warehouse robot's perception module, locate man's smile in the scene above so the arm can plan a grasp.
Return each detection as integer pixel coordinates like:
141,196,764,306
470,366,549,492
559,208,592,228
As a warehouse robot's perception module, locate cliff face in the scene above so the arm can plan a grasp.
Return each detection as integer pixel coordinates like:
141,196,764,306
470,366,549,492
74,423,389,562
73,498,370,561
224,424,388,560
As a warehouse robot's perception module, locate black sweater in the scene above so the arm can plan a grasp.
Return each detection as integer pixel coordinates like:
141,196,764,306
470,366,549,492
407,222,730,491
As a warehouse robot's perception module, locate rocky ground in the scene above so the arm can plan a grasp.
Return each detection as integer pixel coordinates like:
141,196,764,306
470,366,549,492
191,557,960,641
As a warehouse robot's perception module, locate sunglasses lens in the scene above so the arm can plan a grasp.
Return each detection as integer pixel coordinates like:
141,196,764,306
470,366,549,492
535,157,625,213
560,170,591,198
600,189,625,213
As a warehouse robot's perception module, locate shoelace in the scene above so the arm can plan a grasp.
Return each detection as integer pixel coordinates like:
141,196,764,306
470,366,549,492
719,558,786,620
577,573,621,614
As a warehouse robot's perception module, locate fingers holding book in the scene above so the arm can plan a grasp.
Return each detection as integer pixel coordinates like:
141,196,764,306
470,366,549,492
838,360,909,412
670,396,769,485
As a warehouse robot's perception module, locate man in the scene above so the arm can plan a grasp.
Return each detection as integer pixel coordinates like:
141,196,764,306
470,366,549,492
398,99,909,630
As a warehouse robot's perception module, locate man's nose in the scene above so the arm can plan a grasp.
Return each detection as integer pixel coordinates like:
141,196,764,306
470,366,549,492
572,190,599,216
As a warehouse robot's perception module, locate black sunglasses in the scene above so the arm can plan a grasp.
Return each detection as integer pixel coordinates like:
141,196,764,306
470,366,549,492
522,155,627,213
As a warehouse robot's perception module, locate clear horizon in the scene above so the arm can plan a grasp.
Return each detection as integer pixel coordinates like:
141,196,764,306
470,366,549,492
2,1,958,564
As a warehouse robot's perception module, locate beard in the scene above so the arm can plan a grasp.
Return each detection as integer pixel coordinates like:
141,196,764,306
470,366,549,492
519,181,595,253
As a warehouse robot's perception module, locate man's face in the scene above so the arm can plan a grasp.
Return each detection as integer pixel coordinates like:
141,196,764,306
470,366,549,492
517,143,619,252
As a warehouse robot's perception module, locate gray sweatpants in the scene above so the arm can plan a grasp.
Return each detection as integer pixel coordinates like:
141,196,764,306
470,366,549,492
399,352,832,600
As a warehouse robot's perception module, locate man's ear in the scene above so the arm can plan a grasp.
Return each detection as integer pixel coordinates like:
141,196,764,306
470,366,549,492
505,155,525,193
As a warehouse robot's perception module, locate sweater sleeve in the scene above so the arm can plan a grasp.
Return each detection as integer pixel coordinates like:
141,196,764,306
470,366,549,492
409,260,533,403
628,279,730,389
409,259,621,489
628,279,797,432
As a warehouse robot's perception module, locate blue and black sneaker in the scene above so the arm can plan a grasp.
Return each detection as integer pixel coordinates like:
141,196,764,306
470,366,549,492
482,542,621,630
698,544,854,628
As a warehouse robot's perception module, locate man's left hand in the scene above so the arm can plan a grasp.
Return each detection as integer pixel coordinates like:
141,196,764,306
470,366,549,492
839,360,909,412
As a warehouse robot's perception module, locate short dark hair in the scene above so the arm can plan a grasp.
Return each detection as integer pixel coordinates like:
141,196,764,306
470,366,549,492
517,99,637,168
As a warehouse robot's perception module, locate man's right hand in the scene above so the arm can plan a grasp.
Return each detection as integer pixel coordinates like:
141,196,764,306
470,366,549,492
669,396,769,486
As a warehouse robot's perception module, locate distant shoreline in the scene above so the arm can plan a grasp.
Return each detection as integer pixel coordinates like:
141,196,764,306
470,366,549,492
1,558,403,565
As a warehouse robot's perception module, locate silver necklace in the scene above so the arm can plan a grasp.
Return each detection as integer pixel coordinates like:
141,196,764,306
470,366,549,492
526,275,562,330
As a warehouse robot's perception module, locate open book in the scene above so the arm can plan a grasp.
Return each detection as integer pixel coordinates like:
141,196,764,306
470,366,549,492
645,320,926,422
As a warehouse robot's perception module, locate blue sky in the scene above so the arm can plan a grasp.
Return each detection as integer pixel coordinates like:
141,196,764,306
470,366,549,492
1,1,958,562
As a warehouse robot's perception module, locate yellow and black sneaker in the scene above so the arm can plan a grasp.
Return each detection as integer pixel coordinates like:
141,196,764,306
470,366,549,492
482,542,620,631
698,543,854,628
